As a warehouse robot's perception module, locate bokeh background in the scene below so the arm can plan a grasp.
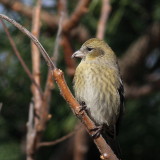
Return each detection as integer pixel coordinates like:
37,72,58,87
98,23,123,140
0,0,160,160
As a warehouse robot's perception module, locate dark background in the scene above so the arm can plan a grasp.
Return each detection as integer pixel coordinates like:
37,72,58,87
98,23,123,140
0,0,160,160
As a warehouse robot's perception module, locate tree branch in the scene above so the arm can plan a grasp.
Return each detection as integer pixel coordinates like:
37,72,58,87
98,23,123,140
52,69,118,160
53,12,64,65
31,0,42,113
38,131,75,148
26,102,36,160
0,14,118,160
0,0,92,76
26,1,42,159
96,0,111,39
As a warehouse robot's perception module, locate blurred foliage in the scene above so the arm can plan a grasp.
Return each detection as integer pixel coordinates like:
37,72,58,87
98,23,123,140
0,0,160,160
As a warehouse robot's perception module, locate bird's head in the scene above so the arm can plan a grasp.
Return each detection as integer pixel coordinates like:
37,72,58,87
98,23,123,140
72,38,115,61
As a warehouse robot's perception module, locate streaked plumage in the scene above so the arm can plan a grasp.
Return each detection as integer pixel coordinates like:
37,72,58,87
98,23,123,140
72,38,124,158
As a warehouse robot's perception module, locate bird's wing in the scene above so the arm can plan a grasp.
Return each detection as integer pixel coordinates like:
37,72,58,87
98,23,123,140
116,79,125,134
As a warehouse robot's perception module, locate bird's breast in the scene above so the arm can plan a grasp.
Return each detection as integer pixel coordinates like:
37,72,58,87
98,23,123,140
73,62,120,126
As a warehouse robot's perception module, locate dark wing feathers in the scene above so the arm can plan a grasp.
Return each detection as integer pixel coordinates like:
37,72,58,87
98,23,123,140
116,81,124,134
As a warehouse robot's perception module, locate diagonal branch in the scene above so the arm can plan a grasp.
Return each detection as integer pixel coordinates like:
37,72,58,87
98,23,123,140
38,131,75,148
0,14,118,160
52,69,118,160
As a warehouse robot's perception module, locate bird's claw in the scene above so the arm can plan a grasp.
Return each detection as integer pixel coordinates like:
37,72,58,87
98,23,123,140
90,125,103,139
79,101,87,114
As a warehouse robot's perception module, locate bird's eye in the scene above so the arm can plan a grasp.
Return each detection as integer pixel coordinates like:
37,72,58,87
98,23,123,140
86,47,93,52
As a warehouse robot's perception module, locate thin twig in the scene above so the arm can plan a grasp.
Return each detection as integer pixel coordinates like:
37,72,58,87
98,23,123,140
43,3,66,106
38,131,75,148
0,14,55,70
0,19,43,96
53,11,64,65
96,0,111,39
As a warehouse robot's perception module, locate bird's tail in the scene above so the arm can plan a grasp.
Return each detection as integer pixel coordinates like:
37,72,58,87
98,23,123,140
102,126,122,159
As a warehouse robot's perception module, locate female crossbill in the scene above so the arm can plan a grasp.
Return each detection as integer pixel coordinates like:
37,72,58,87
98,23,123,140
72,38,124,158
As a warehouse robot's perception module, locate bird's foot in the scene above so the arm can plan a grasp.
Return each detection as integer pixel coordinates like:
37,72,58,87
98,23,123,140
90,125,103,139
79,101,87,113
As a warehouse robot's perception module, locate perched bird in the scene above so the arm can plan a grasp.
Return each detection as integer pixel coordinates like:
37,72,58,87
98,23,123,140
72,38,124,158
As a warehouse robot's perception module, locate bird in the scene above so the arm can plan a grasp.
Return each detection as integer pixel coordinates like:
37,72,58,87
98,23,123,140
72,38,124,159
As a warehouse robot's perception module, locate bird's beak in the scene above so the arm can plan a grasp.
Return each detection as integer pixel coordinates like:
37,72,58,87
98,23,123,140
71,50,84,58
